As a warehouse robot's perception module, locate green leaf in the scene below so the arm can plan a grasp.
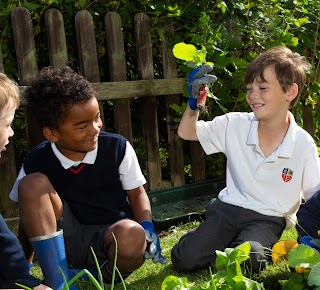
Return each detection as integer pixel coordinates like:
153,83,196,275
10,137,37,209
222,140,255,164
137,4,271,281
308,262,320,286
288,244,320,268
23,2,41,11
294,17,309,27
161,275,195,290
172,43,197,62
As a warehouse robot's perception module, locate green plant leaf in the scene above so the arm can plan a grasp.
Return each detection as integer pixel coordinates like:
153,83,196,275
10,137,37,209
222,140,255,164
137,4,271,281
308,262,320,286
288,244,320,269
172,43,197,62
161,275,195,289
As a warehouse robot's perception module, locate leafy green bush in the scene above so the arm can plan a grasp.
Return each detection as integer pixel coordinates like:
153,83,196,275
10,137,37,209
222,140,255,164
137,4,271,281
1,0,320,179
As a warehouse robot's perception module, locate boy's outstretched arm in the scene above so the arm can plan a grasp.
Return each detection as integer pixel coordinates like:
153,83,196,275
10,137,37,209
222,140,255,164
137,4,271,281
178,107,200,141
127,186,167,264
178,64,217,141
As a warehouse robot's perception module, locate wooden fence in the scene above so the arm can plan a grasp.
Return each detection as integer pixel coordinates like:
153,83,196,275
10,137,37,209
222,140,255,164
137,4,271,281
0,7,208,219
0,7,316,222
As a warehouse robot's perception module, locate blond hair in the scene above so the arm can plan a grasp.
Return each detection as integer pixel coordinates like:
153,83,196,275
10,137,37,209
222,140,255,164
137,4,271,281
0,73,20,118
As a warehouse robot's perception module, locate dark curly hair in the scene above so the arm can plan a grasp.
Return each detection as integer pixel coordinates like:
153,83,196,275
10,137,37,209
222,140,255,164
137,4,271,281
25,66,96,129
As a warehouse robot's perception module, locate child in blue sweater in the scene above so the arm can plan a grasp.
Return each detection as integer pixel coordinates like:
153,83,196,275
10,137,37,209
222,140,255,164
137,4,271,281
0,72,51,289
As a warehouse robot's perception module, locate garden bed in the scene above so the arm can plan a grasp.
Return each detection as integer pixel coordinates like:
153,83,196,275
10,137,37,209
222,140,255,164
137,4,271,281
148,179,226,229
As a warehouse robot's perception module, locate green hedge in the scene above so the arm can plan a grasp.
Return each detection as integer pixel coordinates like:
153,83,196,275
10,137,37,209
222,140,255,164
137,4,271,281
1,0,320,179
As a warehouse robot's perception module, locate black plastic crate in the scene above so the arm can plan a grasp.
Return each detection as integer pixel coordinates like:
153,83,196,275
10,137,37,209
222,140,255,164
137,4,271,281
148,179,226,229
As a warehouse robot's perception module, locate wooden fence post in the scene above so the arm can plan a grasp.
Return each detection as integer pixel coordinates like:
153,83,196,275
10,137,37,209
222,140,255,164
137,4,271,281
11,7,43,149
0,45,18,219
161,24,185,187
105,12,133,144
75,10,105,130
134,13,162,190
45,8,68,69
303,103,315,136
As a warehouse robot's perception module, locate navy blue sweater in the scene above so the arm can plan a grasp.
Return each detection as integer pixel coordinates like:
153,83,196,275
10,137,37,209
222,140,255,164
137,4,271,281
0,213,41,288
297,190,320,238
23,131,133,225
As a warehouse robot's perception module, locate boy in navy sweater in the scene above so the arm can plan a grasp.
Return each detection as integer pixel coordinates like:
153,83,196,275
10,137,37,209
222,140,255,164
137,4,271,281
9,67,166,289
0,72,51,289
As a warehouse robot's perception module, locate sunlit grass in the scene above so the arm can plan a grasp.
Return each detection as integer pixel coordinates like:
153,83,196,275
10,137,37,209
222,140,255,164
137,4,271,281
30,222,298,290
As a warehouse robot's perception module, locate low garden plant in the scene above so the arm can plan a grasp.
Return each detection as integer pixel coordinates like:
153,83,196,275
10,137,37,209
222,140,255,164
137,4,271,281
25,221,320,290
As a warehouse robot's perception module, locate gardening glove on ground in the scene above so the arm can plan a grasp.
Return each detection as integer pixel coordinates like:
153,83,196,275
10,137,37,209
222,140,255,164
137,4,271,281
187,64,217,110
299,236,320,251
140,220,167,264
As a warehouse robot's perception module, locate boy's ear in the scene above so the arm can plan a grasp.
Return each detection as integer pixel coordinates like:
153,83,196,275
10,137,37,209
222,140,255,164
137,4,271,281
286,83,299,102
43,127,58,142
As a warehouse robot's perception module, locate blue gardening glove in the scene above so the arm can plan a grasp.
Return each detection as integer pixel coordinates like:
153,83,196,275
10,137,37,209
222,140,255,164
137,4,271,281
28,262,33,274
299,236,320,251
140,220,167,264
187,64,217,110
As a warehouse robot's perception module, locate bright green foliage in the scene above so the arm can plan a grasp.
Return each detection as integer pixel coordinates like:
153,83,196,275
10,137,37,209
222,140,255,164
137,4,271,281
285,244,320,288
1,0,320,180
161,242,265,290
172,43,213,68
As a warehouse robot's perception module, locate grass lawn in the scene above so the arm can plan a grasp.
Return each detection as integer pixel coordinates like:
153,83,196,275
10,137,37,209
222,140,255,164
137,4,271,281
30,221,299,290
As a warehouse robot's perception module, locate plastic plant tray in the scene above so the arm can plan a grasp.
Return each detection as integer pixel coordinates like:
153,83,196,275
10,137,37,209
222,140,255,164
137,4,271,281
148,178,226,229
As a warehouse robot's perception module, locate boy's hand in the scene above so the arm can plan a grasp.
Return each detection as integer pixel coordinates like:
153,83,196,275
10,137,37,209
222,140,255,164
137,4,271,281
188,64,217,110
140,220,167,264
300,236,320,251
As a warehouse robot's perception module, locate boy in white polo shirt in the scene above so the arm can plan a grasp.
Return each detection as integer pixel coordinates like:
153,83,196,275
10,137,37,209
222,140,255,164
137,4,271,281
171,46,320,272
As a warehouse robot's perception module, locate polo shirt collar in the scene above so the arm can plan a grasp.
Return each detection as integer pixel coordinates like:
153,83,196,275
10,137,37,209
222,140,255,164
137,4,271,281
246,111,298,158
51,142,97,169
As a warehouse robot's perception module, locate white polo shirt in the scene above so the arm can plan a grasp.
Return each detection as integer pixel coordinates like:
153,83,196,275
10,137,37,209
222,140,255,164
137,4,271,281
10,140,146,202
196,111,320,228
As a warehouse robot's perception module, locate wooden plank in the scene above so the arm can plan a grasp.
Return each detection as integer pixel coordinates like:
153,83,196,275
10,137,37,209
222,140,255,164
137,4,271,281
18,78,185,105
11,7,43,149
45,8,68,68
0,46,19,218
190,141,206,182
303,104,314,136
161,24,185,187
135,13,162,190
75,10,105,131
105,12,133,143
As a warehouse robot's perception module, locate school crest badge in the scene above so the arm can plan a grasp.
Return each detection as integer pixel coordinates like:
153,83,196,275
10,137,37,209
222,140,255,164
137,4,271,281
282,168,293,182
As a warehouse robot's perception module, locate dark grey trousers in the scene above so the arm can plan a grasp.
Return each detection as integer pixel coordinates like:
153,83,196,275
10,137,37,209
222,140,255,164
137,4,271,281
171,198,286,272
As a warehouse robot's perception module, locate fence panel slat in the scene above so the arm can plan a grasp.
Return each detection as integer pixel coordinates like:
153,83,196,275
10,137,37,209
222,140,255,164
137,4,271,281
11,7,42,149
134,13,162,190
75,10,105,131
0,46,18,218
161,24,185,187
45,8,68,69
303,104,314,136
190,142,206,182
105,12,133,143
19,78,186,105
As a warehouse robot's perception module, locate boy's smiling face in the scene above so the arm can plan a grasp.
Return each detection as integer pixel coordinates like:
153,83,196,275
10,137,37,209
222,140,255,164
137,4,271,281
45,97,103,161
245,65,297,122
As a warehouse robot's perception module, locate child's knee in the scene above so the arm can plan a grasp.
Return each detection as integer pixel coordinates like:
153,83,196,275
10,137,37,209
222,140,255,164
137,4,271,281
171,244,205,271
18,172,51,198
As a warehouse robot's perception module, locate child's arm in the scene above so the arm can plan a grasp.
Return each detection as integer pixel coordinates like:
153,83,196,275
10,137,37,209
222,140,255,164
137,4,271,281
178,64,216,141
296,190,320,239
0,214,43,289
127,185,152,222
127,186,167,264
178,106,200,141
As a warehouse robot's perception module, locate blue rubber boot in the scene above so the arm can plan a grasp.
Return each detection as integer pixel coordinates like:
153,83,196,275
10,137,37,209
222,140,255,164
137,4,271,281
30,230,78,290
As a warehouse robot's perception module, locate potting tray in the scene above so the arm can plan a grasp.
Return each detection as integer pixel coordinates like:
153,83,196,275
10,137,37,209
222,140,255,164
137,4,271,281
148,178,226,229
